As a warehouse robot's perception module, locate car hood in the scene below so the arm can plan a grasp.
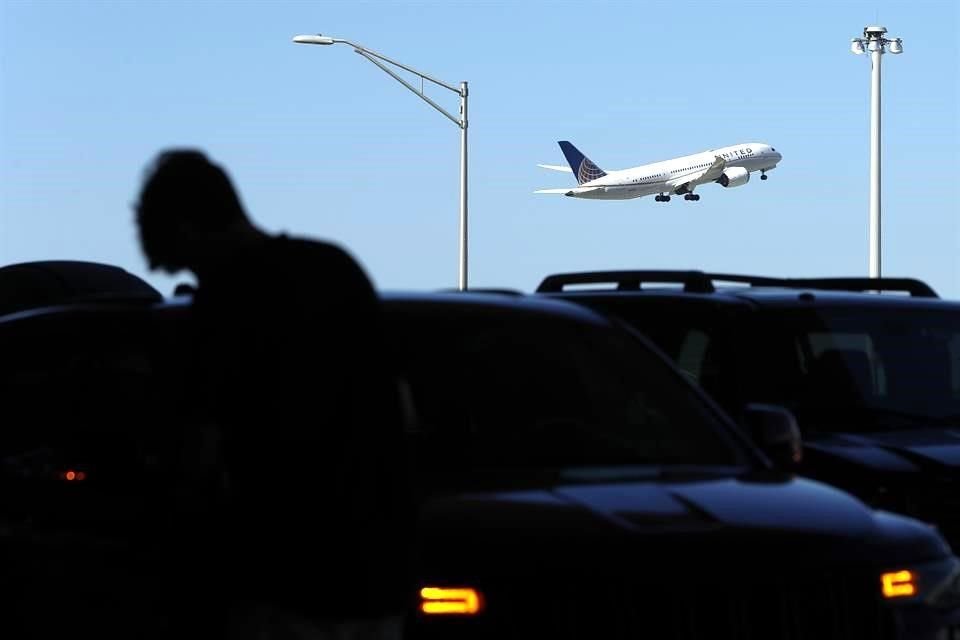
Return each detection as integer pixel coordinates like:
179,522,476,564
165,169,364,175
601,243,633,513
806,428,960,472
417,472,947,576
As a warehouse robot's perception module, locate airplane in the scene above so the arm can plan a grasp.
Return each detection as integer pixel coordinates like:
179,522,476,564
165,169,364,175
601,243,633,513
535,141,782,201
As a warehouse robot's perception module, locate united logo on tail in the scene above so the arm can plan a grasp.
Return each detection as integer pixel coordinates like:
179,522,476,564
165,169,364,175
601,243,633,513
558,141,606,185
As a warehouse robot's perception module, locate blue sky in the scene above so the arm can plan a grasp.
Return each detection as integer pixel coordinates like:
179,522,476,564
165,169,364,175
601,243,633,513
2,0,958,297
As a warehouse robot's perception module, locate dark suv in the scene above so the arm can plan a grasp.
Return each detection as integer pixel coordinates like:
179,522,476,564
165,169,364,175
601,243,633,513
4,270,960,638
537,271,960,549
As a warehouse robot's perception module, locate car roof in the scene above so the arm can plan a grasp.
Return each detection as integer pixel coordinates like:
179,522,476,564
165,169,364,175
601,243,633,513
536,270,960,312
718,287,960,310
0,289,609,330
381,289,612,325
0,260,162,317
549,286,960,311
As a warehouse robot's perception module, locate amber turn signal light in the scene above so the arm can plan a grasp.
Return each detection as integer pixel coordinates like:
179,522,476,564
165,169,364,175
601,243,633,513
419,587,483,615
881,570,916,598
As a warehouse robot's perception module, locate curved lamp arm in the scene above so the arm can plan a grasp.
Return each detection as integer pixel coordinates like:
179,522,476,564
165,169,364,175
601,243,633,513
293,35,466,129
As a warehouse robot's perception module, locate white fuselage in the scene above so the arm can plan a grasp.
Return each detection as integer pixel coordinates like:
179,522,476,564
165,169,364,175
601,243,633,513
574,142,781,200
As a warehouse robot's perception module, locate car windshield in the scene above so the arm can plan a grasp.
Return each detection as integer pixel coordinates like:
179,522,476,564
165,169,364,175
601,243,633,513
762,306,960,431
390,305,749,472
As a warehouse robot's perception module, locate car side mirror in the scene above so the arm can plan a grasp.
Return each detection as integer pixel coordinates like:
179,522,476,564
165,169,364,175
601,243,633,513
742,403,803,469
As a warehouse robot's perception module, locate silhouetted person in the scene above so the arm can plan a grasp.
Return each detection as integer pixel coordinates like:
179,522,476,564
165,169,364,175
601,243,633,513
134,150,411,640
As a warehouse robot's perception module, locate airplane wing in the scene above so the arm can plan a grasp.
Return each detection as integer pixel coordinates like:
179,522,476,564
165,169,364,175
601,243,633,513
537,164,573,173
695,156,727,183
534,186,603,196
667,156,726,191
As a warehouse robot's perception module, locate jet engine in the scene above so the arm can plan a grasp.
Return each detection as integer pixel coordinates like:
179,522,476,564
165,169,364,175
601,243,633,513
717,167,750,188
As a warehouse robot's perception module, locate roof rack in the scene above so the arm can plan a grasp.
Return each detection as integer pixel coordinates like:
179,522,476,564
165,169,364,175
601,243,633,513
538,271,720,294
536,270,939,298
752,277,938,298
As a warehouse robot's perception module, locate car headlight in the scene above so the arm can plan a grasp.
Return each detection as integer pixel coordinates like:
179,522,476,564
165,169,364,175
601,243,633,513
882,558,960,608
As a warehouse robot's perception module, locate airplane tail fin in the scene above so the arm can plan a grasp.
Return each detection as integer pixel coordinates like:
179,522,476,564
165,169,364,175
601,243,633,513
558,141,607,185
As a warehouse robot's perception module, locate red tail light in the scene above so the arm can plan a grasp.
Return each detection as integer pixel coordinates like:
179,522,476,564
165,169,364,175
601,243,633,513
60,469,87,482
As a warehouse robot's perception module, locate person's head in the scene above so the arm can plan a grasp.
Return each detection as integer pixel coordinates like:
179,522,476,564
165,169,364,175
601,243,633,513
134,149,250,274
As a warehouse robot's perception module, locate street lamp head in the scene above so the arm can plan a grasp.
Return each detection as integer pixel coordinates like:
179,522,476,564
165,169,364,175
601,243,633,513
864,25,887,38
867,39,882,53
293,34,336,45
888,38,903,54
850,39,865,55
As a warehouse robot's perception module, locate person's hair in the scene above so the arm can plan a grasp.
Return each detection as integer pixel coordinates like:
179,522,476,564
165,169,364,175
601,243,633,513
136,149,247,231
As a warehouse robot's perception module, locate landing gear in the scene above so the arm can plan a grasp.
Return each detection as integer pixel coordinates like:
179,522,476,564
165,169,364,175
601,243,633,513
655,194,671,202
761,170,768,181
683,194,700,201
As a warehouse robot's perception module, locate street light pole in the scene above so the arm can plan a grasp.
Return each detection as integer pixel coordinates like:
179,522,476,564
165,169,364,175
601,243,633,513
458,81,468,292
293,34,470,290
850,25,903,279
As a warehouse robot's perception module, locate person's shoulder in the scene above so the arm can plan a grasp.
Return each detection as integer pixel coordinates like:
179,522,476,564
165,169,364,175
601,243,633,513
273,234,355,262
271,234,374,285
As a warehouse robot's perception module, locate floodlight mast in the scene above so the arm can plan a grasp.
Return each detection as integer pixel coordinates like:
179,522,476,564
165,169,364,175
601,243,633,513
850,25,903,280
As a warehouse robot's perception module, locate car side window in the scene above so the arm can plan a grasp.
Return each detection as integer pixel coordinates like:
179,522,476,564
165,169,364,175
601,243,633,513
758,307,960,428
799,332,883,400
675,329,710,382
